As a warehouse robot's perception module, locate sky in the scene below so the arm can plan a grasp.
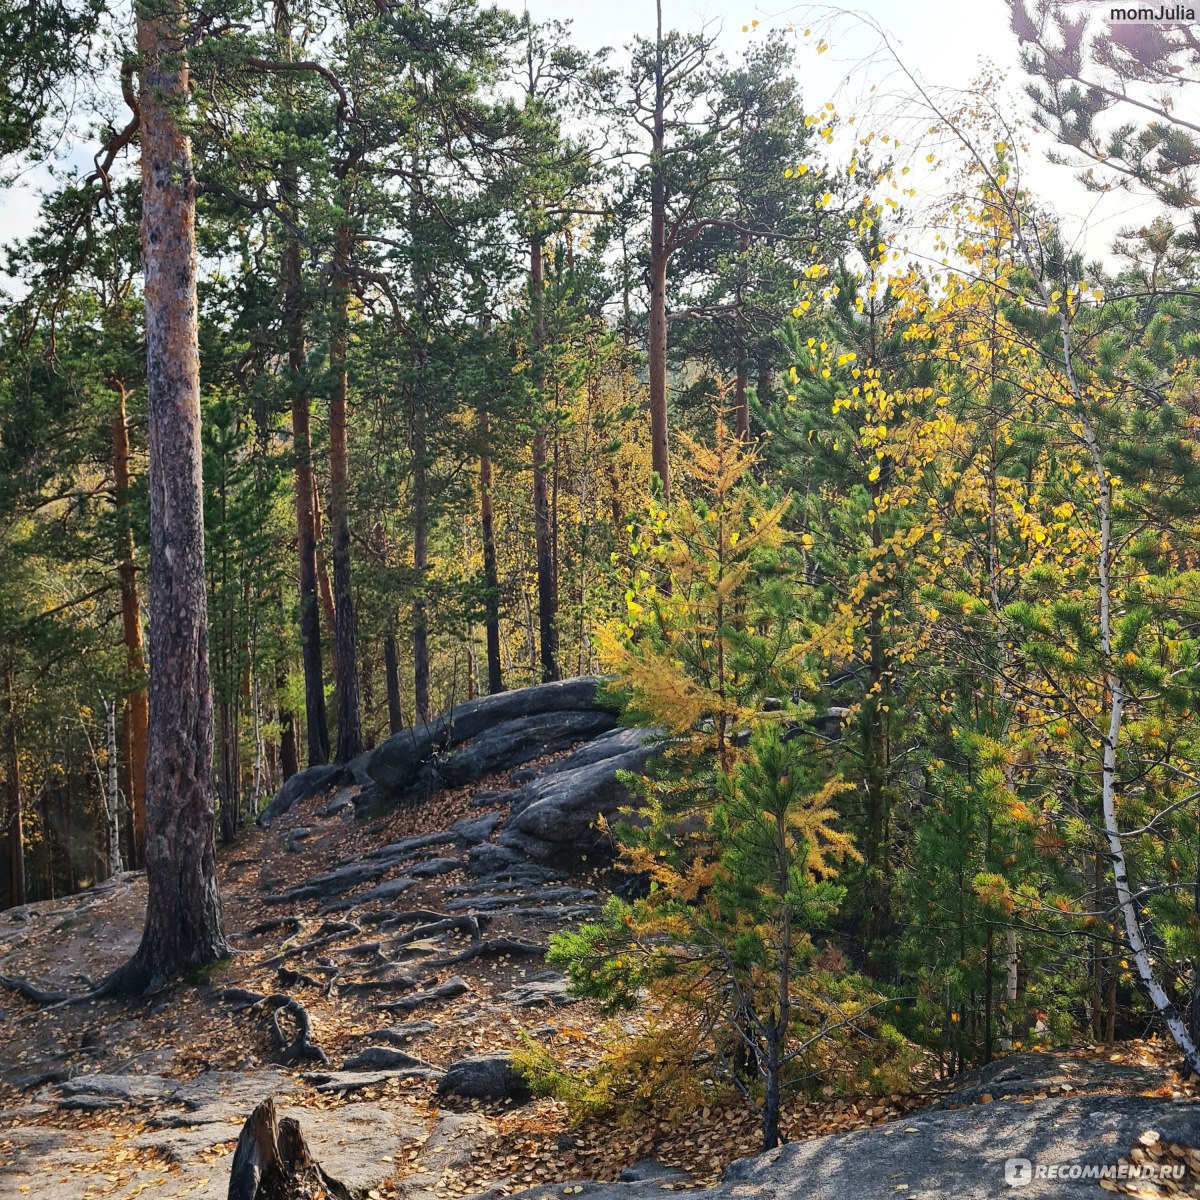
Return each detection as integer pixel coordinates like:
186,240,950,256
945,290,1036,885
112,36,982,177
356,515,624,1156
0,0,1164,278
514,0,1160,263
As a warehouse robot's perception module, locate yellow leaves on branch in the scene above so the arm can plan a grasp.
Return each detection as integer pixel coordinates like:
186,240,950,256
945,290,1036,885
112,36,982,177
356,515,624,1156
594,405,795,755
787,776,864,877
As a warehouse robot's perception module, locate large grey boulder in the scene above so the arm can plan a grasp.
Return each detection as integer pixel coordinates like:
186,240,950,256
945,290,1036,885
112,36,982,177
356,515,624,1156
364,722,446,797
506,1094,1200,1200
500,976,577,1008
465,842,526,877
258,763,346,826
500,743,655,861
433,709,618,788
517,726,657,779
437,1053,531,1102
619,1160,691,1184
59,1073,181,1104
451,811,504,843
367,677,617,797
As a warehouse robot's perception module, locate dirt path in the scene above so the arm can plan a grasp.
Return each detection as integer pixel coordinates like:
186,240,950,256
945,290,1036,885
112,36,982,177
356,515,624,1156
1,763,1196,1200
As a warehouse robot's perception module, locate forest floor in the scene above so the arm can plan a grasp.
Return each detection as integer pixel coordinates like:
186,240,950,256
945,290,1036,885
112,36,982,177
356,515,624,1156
1,759,1198,1200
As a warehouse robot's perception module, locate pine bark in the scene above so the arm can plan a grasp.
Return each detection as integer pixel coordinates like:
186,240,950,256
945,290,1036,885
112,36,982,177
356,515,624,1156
478,408,504,695
102,700,122,878
111,0,229,989
411,391,430,723
734,231,750,440
409,155,431,724
110,384,148,865
329,219,363,761
383,633,403,734
647,0,671,501
4,667,24,908
529,237,558,682
312,482,338,679
284,217,329,768
734,354,749,440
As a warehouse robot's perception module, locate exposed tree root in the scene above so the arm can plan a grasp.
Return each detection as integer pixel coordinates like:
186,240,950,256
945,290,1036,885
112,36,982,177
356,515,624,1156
217,987,329,1066
228,1096,352,1200
239,916,303,939
270,998,328,1065
276,966,328,990
339,970,421,993
369,908,453,929
370,975,470,1013
0,973,79,1005
383,915,482,951
0,969,124,1009
418,937,545,971
220,987,267,1009
332,941,382,960
258,920,360,969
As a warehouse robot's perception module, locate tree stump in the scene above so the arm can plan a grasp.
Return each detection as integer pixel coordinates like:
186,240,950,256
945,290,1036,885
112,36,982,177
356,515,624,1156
228,1097,351,1200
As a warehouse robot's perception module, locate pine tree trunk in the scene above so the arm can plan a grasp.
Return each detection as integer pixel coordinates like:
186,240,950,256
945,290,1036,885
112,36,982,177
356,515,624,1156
103,700,122,878
4,667,24,908
411,391,431,723
111,1,229,989
734,231,750,439
648,0,670,501
531,434,557,681
479,411,504,695
529,237,559,682
277,663,298,781
648,220,669,501
275,0,328,769
329,219,363,762
312,483,338,680
756,361,773,414
384,633,403,734
218,699,236,844
111,384,148,865
734,354,749,440
285,244,329,768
